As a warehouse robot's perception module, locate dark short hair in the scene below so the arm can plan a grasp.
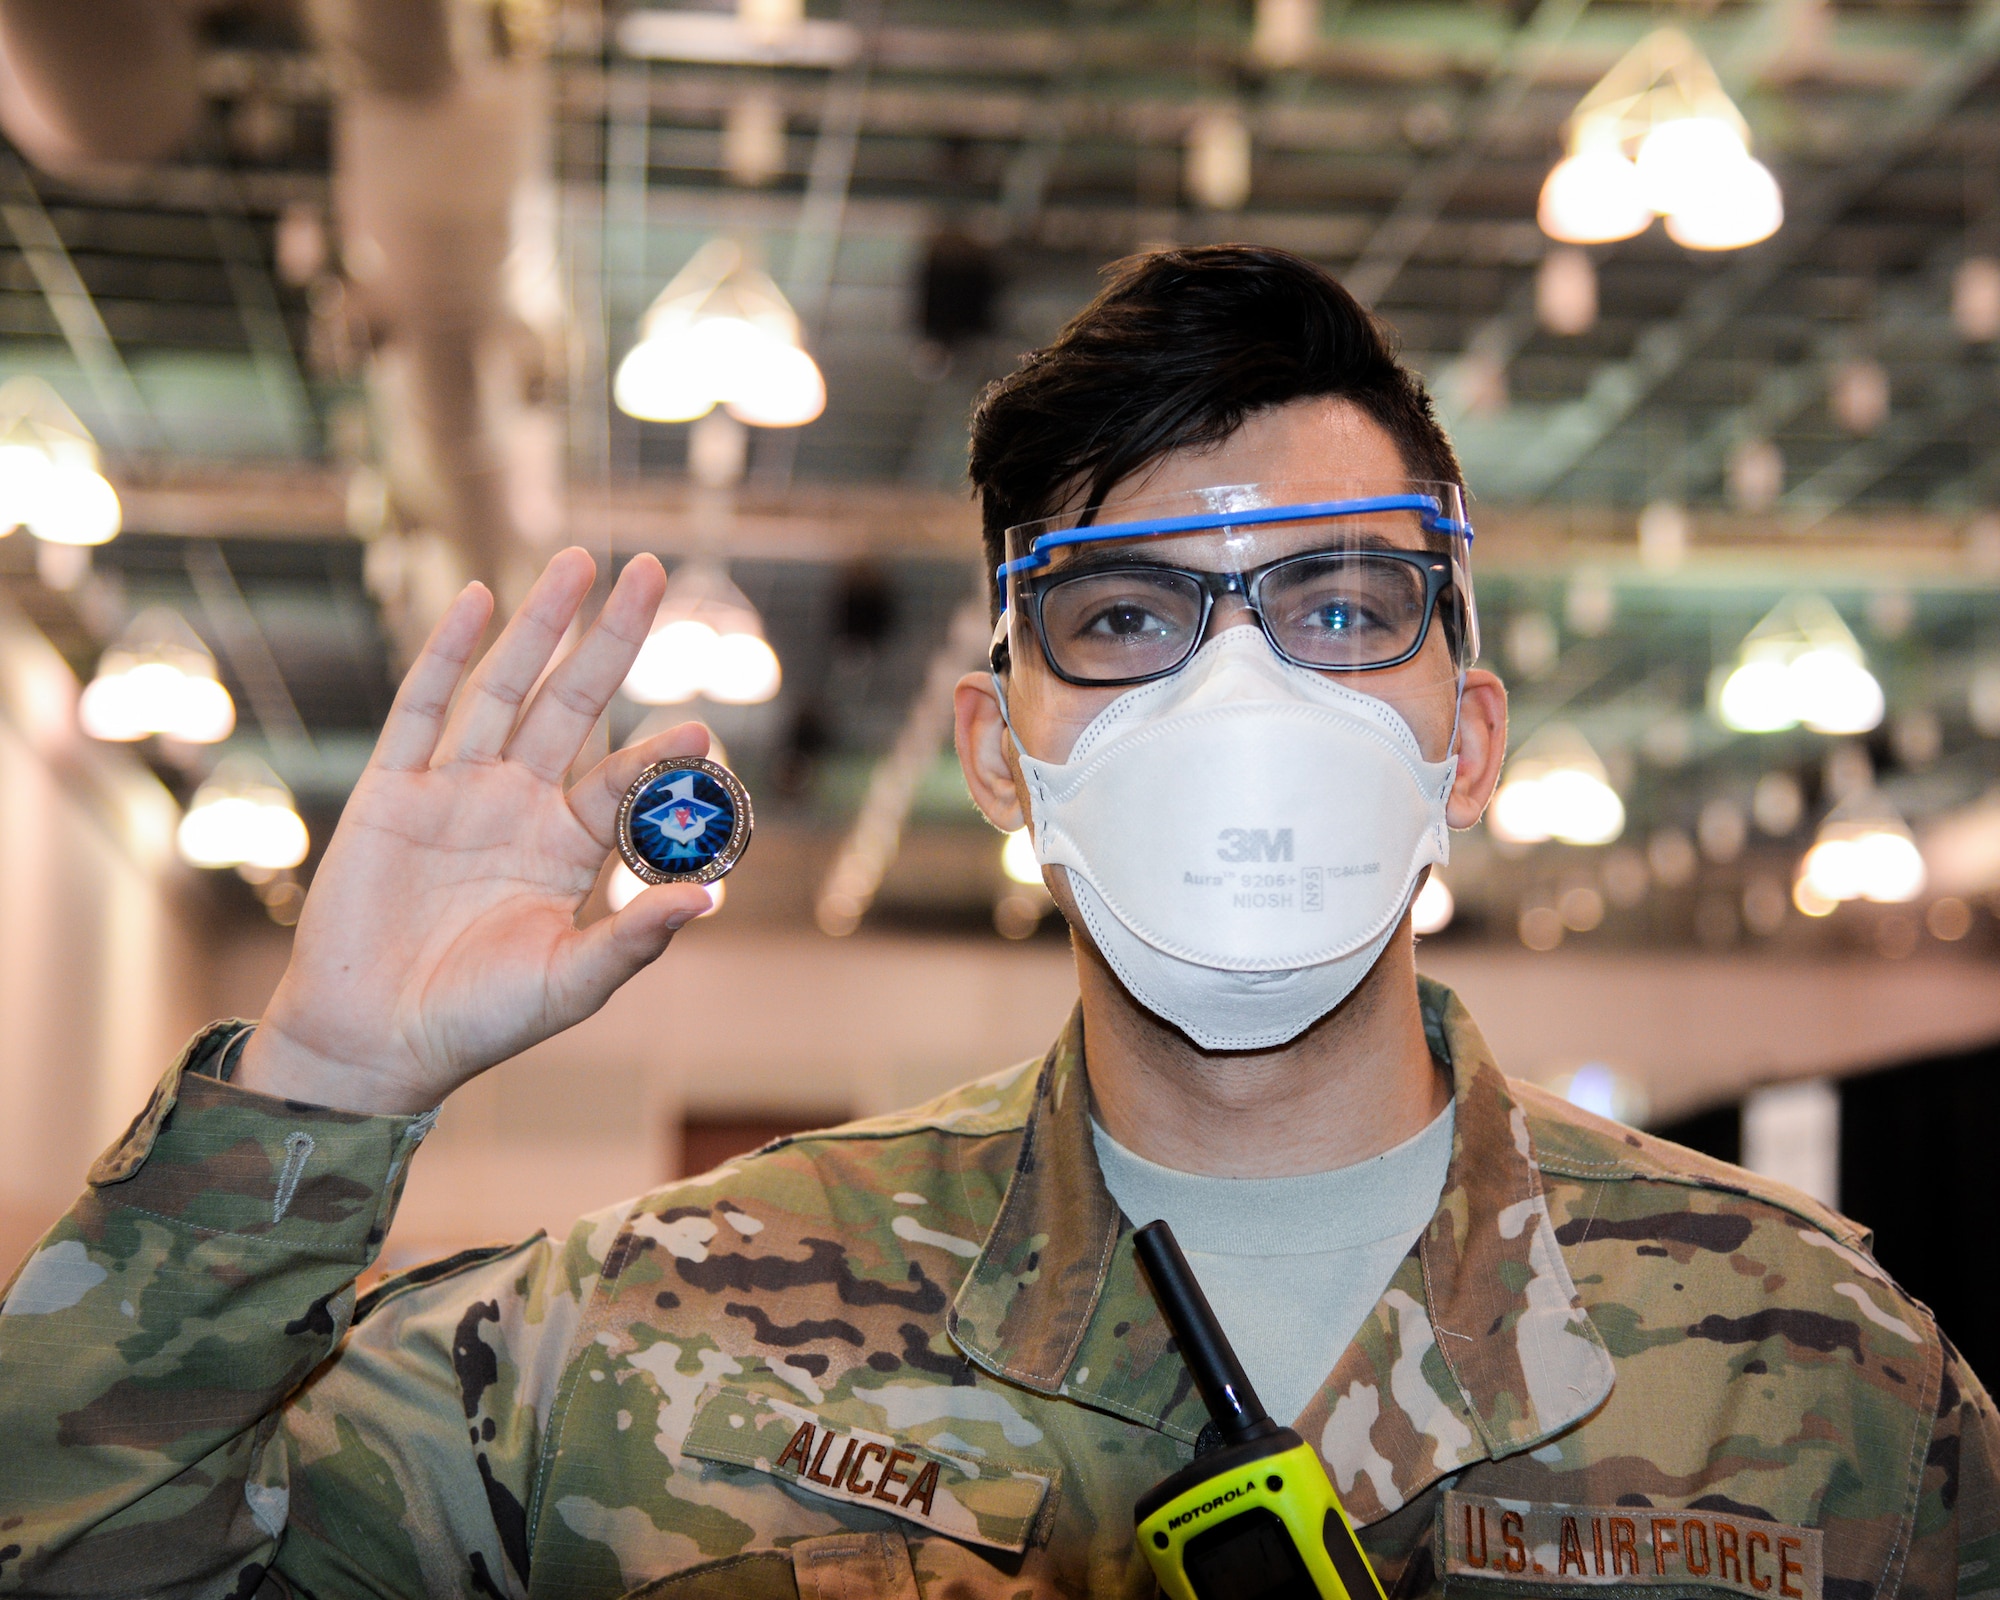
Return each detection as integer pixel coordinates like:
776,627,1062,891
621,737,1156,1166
967,244,1463,614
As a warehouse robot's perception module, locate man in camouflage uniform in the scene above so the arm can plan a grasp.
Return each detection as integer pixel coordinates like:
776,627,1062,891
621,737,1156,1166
3,246,1996,1598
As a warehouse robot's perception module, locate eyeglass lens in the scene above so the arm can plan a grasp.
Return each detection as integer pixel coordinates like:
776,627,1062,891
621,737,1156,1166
1037,553,1435,682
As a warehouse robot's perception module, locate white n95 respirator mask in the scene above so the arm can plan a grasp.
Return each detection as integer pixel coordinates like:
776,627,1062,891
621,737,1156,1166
1011,628,1457,1051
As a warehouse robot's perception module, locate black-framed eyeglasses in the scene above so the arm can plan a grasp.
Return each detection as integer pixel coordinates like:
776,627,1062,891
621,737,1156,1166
1017,549,1462,687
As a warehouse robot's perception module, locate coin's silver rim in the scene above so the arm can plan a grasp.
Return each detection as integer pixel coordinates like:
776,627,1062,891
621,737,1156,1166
616,757,754,887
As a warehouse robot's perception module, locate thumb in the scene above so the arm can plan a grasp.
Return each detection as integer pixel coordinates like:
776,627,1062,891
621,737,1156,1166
549,882,714,1021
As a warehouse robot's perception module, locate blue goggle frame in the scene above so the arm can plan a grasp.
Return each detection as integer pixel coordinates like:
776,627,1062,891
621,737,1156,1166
995,493,1472,585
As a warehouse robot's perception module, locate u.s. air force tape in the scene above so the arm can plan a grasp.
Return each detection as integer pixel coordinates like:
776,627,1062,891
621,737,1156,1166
1440,1493,1823,1600
617,757,754,887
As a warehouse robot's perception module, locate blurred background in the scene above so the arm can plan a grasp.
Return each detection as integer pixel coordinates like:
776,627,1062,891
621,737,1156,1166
0,0,1997,1372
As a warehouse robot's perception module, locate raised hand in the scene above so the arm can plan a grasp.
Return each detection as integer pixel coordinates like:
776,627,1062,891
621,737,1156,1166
235,549,714,1114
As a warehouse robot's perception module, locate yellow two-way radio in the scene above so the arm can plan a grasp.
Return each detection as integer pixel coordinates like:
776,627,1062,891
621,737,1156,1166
1133,1221,1389,1600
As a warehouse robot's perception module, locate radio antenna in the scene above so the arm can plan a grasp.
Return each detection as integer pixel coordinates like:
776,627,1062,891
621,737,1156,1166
1134,1219,1280,1447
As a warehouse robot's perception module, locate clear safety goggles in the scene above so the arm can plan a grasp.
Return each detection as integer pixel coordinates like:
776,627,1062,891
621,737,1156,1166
994,481,1478,688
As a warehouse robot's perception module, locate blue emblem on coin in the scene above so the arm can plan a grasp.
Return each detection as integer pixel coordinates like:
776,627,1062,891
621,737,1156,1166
617,757,753,886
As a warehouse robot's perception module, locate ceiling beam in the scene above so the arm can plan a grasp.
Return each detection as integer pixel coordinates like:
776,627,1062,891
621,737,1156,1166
104,468,1994,566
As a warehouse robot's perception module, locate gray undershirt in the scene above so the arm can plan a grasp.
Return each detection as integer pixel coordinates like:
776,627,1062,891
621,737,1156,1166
1092,1103,1455,1426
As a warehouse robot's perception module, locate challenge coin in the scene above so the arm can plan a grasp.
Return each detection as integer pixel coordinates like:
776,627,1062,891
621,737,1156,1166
616,757,754,886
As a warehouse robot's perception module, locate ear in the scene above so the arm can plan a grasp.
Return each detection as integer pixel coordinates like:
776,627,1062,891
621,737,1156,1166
1446,668,1508,830
954,672,1026,832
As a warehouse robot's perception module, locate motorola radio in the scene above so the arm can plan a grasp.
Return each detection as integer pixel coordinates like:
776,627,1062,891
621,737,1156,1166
1133,1220,1388,1600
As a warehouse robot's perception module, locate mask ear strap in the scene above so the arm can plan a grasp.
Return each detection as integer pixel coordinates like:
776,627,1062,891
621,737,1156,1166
1437,669,1467,811
990,670,1031,764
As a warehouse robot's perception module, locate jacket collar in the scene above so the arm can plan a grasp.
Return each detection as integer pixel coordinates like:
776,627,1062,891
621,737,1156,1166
947,980,1615,1523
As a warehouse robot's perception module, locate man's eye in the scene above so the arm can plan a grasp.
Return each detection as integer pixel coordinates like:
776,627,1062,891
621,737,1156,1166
1083,601,1173,638
1300,594,1383,634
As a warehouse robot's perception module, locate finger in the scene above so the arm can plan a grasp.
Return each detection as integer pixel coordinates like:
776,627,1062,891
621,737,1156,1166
504,554,667,781
549,881,714,1021
371,583,495,772
432,548,597,766
567,720,711,849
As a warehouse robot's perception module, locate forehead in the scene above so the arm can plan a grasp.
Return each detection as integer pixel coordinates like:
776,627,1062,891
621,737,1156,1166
1096,398,1410,518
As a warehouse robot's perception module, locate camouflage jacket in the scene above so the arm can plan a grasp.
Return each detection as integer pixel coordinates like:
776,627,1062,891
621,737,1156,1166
2,980,1995,1599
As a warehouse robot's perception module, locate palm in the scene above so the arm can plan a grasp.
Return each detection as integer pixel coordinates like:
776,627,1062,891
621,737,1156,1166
244,552,711,1114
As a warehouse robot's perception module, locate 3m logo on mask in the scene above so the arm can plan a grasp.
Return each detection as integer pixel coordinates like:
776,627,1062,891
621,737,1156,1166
1217,828,1293,863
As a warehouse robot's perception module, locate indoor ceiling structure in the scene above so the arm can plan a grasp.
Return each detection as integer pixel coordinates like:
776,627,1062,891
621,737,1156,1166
0,0,1995,960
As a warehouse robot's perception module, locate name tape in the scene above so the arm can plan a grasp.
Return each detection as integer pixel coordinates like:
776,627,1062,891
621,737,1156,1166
681,1389,1051,1553
775,1420,941,1516
1441,1493,1822,1600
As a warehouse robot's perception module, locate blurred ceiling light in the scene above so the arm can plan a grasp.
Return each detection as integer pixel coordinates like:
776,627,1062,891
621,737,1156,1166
1490,724,1626,846
1660,149,1783,252
1517,902,1565,950
1697,796,1748,863
1536,248,1597,336
1953,257,2000,343
723,89,787,187
623,561,781,706
1865,584,1914,640
1601,846,1650,906
178,755,309,871
79,607,236,744
1539,29,1781,252
1968,658,2000,737
1716,594,1884,736
616,3,858,65
1564,568,1616,636
1637,499,1688,570
274,202,328,287
1538,145,1651,245
1186,109,1253,211
1251,0,1319,67
614,239,826,429
739,0,803,43
1505,610,1560,680
1727,436,1783,511
1752,770,1805,835
1830,358,1890,435
1927,897,1973,941
1558,883,1605,930
1446,346,1509,417
1001,827,1041,886
1647,826,1698,887
0,376,121,547
1411,873,1454,934
1796,793,1926,908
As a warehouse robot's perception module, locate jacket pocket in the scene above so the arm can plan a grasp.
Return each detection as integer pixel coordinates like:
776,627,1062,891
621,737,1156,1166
793,1530,924,1600
616,1531,921,1600
619,1550,800,1599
